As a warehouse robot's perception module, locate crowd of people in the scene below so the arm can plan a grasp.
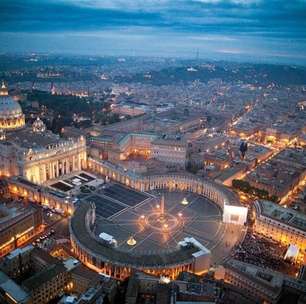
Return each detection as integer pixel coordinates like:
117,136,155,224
231,231,298,276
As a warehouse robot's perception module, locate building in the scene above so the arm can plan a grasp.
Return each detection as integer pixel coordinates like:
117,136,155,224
215,163,248,187
125,271,220,304
0,270,30,304
245,148,306,201
0,81,25,131
112,104,146,116
0,83,87,184
70,264,101,294
253,200,306,252
0,245,70,304
0,203,43,258
152,138,187,165
89,132,157,162
0,245,33,278
22,262,68,304
89,132,187,165
5,176,76,215
125,272,172,304
222,259,306,304
223,259,283,304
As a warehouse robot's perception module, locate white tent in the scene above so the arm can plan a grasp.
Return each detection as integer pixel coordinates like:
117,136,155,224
284,244,299,261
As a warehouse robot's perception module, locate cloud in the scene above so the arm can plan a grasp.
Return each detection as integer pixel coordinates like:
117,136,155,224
0,0,305,64
193,0,261,5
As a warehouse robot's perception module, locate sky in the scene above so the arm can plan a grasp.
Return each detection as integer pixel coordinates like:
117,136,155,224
0,0,306,64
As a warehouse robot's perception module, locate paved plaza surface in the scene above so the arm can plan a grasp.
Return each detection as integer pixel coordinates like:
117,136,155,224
82,184,245,264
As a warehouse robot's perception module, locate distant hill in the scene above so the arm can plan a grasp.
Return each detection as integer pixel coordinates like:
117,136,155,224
115,63,306,86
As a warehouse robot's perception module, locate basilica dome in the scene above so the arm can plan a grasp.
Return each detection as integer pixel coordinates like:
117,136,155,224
0,82,25,130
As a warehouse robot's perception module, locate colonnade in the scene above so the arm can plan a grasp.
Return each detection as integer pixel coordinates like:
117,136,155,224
6,177,75,215
87,158,239,211
0,116,25,130
24,150,87,185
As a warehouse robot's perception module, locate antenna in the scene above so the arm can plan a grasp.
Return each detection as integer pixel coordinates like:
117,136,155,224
196,49,199,61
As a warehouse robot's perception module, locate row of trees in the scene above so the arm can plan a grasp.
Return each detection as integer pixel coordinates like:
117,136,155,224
232,179,279,203
27,90,124,132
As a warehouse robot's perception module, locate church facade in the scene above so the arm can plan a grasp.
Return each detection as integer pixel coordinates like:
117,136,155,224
0,82,87,184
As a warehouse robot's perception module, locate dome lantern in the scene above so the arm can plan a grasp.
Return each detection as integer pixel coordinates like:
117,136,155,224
0,81,8,96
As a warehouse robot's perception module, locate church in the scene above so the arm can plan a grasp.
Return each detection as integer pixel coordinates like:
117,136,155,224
0,82,87,185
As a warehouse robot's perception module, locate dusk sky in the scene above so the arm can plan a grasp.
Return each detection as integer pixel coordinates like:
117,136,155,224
0,0,306,64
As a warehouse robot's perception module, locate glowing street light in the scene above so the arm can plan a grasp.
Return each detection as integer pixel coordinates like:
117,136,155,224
181,198,189,205
127,236,137,246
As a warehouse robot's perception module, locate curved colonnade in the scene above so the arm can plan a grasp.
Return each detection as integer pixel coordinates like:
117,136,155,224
70,159,246,280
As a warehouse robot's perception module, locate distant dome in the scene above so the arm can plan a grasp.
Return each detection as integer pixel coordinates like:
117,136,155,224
0,81,25,130
32,117,46,133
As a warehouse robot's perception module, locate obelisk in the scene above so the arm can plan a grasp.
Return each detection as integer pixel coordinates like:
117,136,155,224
160,194,165,216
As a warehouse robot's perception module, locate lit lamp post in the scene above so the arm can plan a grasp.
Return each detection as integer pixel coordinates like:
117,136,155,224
127,236,137,246
181,197,189,205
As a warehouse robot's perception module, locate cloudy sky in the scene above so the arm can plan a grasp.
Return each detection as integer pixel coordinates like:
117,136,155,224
0,0,306,64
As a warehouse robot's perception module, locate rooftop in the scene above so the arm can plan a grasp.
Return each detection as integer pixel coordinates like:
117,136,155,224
256,200,306,233
22,263,66,291
4,127,69,150
225,259,284,293
0,271,29,303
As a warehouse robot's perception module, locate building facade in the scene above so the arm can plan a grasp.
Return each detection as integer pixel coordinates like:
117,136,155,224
152,139,187,165
223,259,283,304
0,83,87,185
5,176,76,215
0,204,43,258
253,200,306,252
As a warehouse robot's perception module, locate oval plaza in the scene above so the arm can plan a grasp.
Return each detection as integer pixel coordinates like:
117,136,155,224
69,159,248,280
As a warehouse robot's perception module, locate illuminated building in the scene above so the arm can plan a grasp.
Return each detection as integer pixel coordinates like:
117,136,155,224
89,132,156,162
245,148,306,200
5,176,76,215
115,133,156,161
0,81,25,131
0,246,70,304
0,83,87,184
112,104,146,116
22,262,68,304
253,200,306,251
89,132,187,165
223,259,284,304
152,138,187,165
0,203,43,258
222,259,306,304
